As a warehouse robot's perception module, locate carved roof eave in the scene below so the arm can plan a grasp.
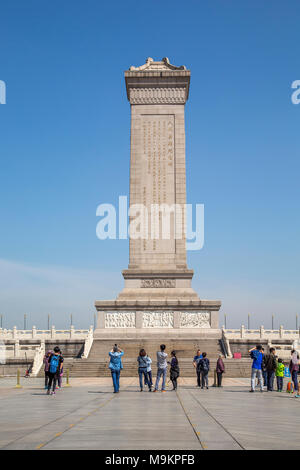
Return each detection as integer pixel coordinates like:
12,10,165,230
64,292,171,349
124,59,190,102
127,57,187,72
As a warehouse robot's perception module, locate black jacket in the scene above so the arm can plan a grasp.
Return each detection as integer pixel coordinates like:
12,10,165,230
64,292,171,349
170,357,180,379
263,353,277,372
197,357,210,373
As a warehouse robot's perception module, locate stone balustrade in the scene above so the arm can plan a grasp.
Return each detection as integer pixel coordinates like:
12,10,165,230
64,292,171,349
223,326,300,340
0,326,94,373
0,326,93,340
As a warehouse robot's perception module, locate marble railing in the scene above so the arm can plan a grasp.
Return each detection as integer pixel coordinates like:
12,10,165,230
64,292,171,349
0,326,93,340
223,326,300,340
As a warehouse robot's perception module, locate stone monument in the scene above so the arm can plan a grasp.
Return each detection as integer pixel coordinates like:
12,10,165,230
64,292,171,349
95,58,221,341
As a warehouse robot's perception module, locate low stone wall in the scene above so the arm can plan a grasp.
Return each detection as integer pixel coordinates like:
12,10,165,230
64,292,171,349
0,340,85,376
229,339,270,357
0,359,29,377
44,340,84,358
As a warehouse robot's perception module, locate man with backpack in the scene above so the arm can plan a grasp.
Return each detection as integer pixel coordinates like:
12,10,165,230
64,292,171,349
46,346,64,395
197,352,210,389
193,349,203,387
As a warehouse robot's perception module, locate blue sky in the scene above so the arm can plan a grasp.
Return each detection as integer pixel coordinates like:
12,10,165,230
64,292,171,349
0,0,299,329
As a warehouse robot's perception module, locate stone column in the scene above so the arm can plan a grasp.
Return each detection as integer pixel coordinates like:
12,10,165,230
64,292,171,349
135,311,143,329
97,311,105,329
210,311,219,329
14,340,20,358
173,311,180,329
124,58,190,273
13,326,17,339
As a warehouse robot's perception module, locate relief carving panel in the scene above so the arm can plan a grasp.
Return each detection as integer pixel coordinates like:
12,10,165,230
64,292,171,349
105,312,136,328
143,311,174,328
141,279,176,288
180,312,211,328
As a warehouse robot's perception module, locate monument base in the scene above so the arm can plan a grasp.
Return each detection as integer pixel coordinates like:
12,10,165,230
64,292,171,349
94,298,221,338
91,302,222,362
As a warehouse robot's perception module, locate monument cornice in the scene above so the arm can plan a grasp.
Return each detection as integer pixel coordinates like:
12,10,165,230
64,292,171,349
124,57,190,103
128,86,187,104
127,57,188,72
95,299,222,311
122,269,194,280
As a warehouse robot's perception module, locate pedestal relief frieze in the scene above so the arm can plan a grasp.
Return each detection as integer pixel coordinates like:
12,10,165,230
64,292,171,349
105,312,136,328
180,312,210,328
143,311,174,328
141,279,176,288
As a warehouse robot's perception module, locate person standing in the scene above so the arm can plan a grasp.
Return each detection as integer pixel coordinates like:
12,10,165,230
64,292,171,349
43,350,52,390
137,349,151,392
289,350,300,397
57,348,64,389
153,344,168,392
46,347,63,395
169,350,180,391
249,345,264,393
261,347,267,388
263,347,277,391
193,350,203,387
216,354,225,387
276,358,285,392
198,352,210,389
145,354,153,389
109,344,124,393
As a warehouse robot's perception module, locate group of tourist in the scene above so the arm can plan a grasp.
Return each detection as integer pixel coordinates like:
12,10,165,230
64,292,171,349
249,344,300,396
43,347,64,395
42,342,299,397
108,344,226,393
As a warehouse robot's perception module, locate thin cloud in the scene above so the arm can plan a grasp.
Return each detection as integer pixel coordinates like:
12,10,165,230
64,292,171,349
0,258,121,329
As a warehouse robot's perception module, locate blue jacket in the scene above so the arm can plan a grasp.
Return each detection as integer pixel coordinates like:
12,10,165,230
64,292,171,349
137,355,148,370
250,349,263,370
109,351,124,371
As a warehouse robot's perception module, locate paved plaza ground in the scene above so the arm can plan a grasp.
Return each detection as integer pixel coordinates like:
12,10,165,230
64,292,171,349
0,376,299,450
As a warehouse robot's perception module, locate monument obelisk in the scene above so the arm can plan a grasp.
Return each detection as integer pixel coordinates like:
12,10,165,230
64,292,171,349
95,58,221,337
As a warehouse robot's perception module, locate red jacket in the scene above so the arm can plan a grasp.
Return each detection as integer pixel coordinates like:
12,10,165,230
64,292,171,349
216,358,225,373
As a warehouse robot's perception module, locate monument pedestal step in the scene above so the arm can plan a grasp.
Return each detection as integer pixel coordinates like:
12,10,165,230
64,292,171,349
38,358,252,379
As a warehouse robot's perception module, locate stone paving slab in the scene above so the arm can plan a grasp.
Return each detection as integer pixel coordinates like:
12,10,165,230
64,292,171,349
0,377,299,450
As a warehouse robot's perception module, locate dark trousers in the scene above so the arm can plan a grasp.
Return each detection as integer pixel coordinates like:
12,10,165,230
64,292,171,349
276,376,283,391
292,371,298,392
262,370,267,386
217,372,223,387
47,372,57,391
196,370,201,387
45,371,50,388
267,370,275,391
171,377,178,390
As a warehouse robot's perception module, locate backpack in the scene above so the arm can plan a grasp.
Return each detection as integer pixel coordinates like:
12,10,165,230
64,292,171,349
49,355,60,374
284,366,291,378
286,381,294,393
198,358,209,373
